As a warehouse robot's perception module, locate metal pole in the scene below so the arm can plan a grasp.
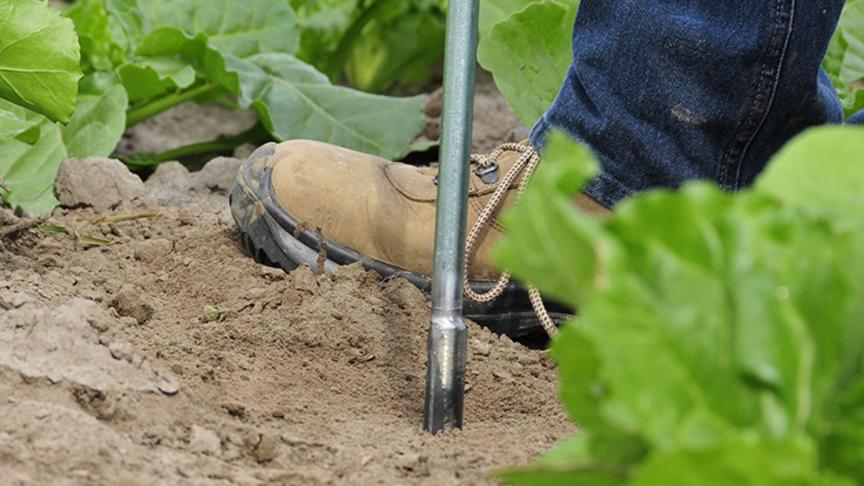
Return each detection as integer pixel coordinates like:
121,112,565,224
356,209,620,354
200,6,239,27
424,0,479,434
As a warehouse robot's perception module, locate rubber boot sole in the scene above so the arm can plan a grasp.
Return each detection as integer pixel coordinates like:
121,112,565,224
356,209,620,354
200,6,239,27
229,143,571,338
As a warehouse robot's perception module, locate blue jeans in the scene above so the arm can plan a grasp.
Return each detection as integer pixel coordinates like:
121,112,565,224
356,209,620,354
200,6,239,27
530,0,862,208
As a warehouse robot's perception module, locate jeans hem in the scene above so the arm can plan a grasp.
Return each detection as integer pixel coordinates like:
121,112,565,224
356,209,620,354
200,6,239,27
531,115,632,209
583,173,632,209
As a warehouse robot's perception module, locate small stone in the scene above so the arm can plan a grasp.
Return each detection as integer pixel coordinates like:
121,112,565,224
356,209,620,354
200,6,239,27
189,425,221,455
157,378,180,396
54,157,145,210
133,238,173,262
517,353,540,366
254,434,278,463
472,339,492,357
492,369,513,382
244,288,268,300
202,305,221,323
260,266,286,281
108,341,135,363
396,452,429,474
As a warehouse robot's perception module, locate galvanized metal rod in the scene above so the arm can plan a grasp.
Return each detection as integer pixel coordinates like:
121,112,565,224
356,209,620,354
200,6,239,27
424,0,479,434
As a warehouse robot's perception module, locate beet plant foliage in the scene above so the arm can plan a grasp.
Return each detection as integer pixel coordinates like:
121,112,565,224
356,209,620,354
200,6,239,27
482,1,864,483
495,127,864,485
0,0,440,214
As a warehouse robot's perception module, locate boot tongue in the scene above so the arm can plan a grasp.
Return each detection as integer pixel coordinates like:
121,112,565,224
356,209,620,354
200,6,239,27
384,149,523,202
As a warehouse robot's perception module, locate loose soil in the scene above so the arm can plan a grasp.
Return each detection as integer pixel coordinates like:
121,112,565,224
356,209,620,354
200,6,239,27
0,78,571,485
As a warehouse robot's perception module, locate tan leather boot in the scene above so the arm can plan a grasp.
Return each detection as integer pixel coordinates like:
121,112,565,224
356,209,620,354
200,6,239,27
230,140,608,336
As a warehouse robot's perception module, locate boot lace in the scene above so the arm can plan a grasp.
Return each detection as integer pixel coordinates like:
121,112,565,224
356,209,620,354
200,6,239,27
462,143,557,337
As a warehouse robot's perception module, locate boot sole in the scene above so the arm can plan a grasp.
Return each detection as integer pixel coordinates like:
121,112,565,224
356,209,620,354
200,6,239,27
229,143,571,338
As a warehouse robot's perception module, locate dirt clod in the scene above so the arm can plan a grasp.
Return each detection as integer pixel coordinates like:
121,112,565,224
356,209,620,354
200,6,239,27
111,284,154,324
55,157,146,210
194,157,242,194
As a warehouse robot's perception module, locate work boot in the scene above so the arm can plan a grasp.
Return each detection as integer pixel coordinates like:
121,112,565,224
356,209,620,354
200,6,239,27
230,140,608,337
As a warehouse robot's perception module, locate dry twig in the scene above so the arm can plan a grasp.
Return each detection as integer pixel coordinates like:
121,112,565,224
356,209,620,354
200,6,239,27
0,217,46,240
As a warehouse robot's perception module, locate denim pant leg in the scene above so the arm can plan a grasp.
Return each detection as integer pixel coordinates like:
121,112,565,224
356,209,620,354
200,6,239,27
530,0,847,208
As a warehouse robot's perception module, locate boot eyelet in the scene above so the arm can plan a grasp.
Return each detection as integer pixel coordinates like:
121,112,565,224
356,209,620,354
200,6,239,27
474,162,499,184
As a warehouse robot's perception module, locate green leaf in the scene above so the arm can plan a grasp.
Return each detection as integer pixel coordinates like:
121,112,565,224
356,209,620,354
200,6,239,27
478,1,577,125
0,122,65,213
64,0,115,72
480,0,579,35
494,131,601,308
0,76,128,213
493,131,864,484
63,79,128,158
824,0,864,118
0,0,82,122
225,53,426,160
137,0,299,58
756,126,864,226
116,0,298,103
0,98,42,144
343,4,444,92
479,0,529,35
498,466,623,486
114,1,425,157
119,56,197,102
103,0,150,54
293,0,357,68
64,0,149,72
630,438,852,486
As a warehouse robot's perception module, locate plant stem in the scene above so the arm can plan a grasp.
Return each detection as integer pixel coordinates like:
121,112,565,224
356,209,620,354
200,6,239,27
124,124,271,169
126,83,221,127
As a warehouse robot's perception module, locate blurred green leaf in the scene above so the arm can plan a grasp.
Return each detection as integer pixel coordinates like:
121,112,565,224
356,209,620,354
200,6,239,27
343,4,444,93
495,128,864,485
756,126,864,226
494,131,600,308
631,439,852,486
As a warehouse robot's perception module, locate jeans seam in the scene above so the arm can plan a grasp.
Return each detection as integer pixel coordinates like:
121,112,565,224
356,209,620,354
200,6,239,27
717,0,796,190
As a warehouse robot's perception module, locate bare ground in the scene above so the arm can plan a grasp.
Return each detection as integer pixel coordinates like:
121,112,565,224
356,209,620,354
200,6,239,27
0,78,571,486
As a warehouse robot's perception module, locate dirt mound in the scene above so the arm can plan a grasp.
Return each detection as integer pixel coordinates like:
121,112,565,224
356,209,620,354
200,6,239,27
0,150,570,484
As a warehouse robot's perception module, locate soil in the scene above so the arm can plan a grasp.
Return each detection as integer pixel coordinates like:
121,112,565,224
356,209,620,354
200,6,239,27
0,78,567,485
